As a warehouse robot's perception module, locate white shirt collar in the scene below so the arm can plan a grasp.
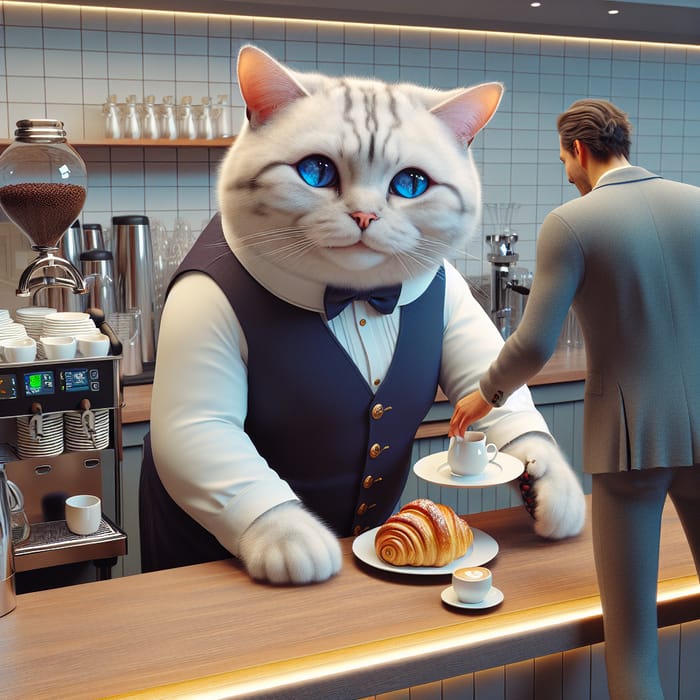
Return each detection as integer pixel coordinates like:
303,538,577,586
594,164,635,187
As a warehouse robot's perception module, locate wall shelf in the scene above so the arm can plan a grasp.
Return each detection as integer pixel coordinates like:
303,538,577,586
1,137,235,149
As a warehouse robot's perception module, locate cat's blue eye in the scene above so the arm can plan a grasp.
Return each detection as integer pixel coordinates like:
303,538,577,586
390,168,429,198
296,155,338,188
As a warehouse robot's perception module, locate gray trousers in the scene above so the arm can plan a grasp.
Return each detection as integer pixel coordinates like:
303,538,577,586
592,465,700,700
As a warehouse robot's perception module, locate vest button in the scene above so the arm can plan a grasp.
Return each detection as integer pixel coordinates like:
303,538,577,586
369,443,382,458
371,404,384,419
357,502,368,515
353,525,362,536
363,475,374,488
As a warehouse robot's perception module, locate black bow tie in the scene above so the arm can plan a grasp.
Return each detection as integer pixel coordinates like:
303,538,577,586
324,283,402,320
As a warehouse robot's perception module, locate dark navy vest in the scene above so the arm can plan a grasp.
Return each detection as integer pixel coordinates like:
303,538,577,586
140,214,444,569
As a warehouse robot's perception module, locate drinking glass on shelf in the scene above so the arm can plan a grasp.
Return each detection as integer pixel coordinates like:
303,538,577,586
178,96,196,140
123,95,141,140
214,94,232,138
142,95,160,140
159,96,178,140
103,95,121,139
198,97,214,140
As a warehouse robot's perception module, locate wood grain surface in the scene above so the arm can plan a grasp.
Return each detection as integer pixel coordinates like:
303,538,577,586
3,495,698,700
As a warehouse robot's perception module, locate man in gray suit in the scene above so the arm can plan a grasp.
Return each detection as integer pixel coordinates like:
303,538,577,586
449,99,700,700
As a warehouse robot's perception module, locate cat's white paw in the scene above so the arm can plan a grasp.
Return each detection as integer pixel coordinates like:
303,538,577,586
501,434,586,539
239,501,342,584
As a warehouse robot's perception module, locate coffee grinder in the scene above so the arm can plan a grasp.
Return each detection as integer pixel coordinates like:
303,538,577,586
0,119,88,300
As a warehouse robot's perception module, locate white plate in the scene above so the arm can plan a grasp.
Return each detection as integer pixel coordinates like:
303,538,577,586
352,526,498,575
413,451,524,488
44,312,90,322
15,306,56,316
441,585,504,610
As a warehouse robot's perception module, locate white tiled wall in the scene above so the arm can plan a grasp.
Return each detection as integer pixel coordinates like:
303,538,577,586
1,1,699,277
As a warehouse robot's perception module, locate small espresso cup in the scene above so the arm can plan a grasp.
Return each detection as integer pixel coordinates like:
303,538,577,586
76,332,110,358
452,566,492,603
2,337,37,363
40,335,77,360
64,494,102,535
447,431,498,476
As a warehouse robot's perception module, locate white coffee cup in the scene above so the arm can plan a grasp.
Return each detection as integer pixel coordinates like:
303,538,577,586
40,335,77,360
64,494,102,535
76,332,110,357
2,337,37,363
452,566,492,603
447,431,498,476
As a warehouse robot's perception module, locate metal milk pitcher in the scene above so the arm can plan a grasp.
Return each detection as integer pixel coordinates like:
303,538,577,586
1,465,17,617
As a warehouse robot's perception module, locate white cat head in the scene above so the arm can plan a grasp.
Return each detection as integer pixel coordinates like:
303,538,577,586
218,45,503,289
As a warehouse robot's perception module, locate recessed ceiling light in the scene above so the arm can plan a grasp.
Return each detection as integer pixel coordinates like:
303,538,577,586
608,8,620,14
530,2,542,7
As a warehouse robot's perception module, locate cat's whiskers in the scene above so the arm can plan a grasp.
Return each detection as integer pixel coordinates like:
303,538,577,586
386,235,473,277
270,240,319,264
234,226,322,264
411,238,454,262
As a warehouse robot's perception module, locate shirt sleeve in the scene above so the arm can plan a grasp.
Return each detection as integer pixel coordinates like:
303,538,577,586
149,272,299,558
480,212,585,407
439,262,553,447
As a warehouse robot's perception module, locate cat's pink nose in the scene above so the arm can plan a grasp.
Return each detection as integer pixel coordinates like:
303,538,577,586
349,211,378,231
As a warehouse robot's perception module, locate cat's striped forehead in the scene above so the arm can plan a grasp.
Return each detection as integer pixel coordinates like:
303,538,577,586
306,77,425,163
316,77,419,124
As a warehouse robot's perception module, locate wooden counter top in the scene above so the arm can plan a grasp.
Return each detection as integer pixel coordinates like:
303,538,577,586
3,496,698,700
121,347,587,425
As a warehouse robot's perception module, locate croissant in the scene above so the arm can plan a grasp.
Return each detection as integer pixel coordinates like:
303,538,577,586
374,499,473,567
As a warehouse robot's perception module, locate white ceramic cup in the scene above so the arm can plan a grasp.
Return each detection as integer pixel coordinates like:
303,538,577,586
64,494,102,535
40,335,77,360
76,332,110,358
452,566,492,603
2,337,37,363
447,431,498,476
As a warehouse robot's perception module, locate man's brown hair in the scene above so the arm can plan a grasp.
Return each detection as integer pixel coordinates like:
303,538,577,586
557,99,632,160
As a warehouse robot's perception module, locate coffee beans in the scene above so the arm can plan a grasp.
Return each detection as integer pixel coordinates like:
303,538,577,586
0,182,86,248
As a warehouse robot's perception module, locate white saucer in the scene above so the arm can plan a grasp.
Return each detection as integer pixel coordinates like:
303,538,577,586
352,526,498,575
441,585,504,610
413,451,524,488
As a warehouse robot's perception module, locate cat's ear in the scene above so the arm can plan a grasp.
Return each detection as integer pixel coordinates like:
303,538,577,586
237,45,309,128
431,82,504,146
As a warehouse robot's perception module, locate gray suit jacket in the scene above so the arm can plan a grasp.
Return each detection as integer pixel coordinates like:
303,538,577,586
482,166,700,473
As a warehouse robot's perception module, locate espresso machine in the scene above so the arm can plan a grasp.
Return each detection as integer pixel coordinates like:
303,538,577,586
484,203,531,339
0,120,126,597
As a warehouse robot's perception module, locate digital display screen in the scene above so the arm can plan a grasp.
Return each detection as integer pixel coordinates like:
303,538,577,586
24,371,55,397
0,373,18,400
60,368,90,393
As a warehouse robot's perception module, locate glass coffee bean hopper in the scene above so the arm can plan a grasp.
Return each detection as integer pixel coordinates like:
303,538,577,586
0,119,88,298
